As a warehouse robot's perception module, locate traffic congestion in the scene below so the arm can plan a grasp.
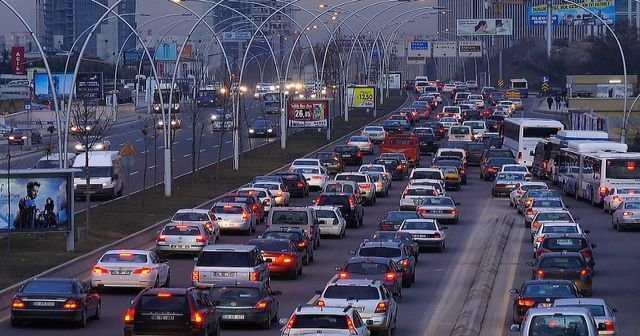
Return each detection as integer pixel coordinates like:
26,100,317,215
7,78,634,336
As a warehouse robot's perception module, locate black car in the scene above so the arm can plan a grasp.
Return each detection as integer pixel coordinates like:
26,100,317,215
315,192,364,228
372,158,404,181
273,172,309,197
480,157,517,181
260,227,314,264
333,145,363,166
413,128,439,154
11,278,101,328
382,119,404,134
486,115,505,131
207,282,281,329
423,122,446,139
466,142,487,166
481,148,515,164
124,287,220,336
336,257,403,298
433,157,467,184
248,119,276,138
529,252,593,296
377,211,421,231
510,280,580,324
315,151,344,174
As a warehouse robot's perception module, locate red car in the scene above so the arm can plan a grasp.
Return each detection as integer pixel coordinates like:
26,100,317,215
249,238,303,279
411,102,432,120
219,193,265,223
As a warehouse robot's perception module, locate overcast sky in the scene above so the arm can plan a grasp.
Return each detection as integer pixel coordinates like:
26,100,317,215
0,0,438,41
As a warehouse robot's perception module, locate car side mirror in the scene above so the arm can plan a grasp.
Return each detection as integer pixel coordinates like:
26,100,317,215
510,324,521,332
193,257,199,262
271,290,282,296
525,261,534,266
455,202,461,206
130,299,135,305
441,226,448,230
157,259,168,264
509,288,519,294
612,308,618,313
591,243,597,248
580,288,590,296
279,318,289,326
348,250,356,255
257,235,263,239
334,266,342,271
583,229,590,234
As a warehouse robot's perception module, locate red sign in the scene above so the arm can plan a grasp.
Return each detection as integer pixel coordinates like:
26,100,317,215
11,47,26,75
287,99,329,128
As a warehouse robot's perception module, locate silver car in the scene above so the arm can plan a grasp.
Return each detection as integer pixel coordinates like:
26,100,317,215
491,172,527,197
553,298,617,336
366,172,391,197
511,307,603,335
170,208,220,241
523,198,567,227
192,244,270,287
237,187,276,213
416,196,460,224
335,173,376,205
611,200,640,231
603,186,640,213
155,222,214,257
399,186,437,210
398,219,447,252
529,210,577,238
209,202,256,235
347,135,374,154
361,126,386,144
409,179,445,196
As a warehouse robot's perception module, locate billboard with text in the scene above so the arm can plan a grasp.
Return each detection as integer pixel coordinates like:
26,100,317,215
458,41,482,57
527,0,615,26
347,86,376,108
288,99,329,128
457,19,513,36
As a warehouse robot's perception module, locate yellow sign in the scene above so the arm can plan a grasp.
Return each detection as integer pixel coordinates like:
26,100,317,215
348,86,376,108
498,79,505,88
119,141,138,157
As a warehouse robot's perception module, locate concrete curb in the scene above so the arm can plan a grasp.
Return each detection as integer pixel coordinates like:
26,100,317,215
450,217,514,336
0,93,411,318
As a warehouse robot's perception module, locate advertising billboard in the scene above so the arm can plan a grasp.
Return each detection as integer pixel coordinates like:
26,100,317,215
458,41,483,57
457,19,513,36
288,99,329,128
527,0,615,26
380,73,401,90
34,73,75,97
75,72,103,101
155,42,178,61
11,47,26,75
347,86,376,108
0,169,75,233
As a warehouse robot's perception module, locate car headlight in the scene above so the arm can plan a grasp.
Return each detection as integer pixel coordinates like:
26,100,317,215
267,128,273,132
211,115,218,120
249,129,255,133
254,93,259,98
173,103,180,109
171,120,177,125
158,121,164,125
70,126,77,132
153,105,160,110
75,144,82,150
95,144,104,150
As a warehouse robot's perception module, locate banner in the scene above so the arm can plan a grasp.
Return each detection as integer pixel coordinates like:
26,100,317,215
457,18,513,36
11,47,26,76
527,0,615,26
347,86,376,108
407,40,429,65
288,99,329,128
458,41,482,57
432,42,457,57
0,170,75,232
380,73,401,90
155,42,177,61
34,73,75,97
75,72,103,101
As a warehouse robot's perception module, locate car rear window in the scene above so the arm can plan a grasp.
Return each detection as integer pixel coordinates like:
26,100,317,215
291,314,348,329
496,173,526,181
556,304,605,317
294,168,321,174
271,211,309,225
543,238,588,251
522,185,548,191
439,151,463,158
359,247,401,258
275,174,301,181
532,200,563,208
172,212,209,222
336,174,366,183
522,283,575,297
528,315,589,336
541,226,578,234
315,210,337,219
412,171,442,180
293,160,317,166
208,287,261,306
488,158,517,166
323,285,380,300
249,239,290,252
360,166,384,172
405,188,436,196
163,225,201,236
537,212,572,222
212,205,244,214
385,212,420,221
22,281,75,294
450,127,470,135
402,221,436,230
325,183,354,193
335,146,357,153
624,202,640,209
421,197,453,206
539,256,586,268
467,144,487,151
350,136,368,142
139,294,189,312
318,195,350,207
262,231,303,241
316,153,335,160
196,251,251,267
344,262,390,274
252,183,279,191
100,253,148,263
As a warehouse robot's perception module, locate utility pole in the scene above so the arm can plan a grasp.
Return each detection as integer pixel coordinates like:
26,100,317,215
546,0,553,61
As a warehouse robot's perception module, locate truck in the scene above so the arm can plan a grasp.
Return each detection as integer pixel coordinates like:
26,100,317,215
380,134,420,167
72,151,126,199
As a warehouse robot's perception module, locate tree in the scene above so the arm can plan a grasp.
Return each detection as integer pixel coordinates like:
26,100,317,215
137,116,154,206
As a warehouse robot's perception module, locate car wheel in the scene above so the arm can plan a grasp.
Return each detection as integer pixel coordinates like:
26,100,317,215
402,276,411,288
10,317,21,327
77,309,87,328
93,301,102,320
617,222,624,232
438,242,445,252
298,265,303,275
288,267,298,280
303,252,309,265
164,271,171,287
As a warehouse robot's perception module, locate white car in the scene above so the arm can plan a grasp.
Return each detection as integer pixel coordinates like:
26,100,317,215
442,84,456,93
399,185,437,210
292,166,329,190
170,208,220,241
358,164,392,182
509,182,549,208
416,196,460,223
209,202,257,234
90,249,170,289
361,126,387,144
508,97,523,110
279,305,371,336
553,298,617,336
603,186,640,213
500,164,532,181
310,205,347,238
448,125,473,142
529,209,577,237
409,168,444,182
335,173,377,205
237,187,276,213
409,178,445,196
289,158,322,172
347,135,374,154
439,117,460,130
532,222,589,250
251,182,290,206
399,218,447,252
462,120,488,137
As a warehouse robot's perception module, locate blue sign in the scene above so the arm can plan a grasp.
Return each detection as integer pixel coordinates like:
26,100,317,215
542,75,549,83
371,50,379,60
410,41,429,50
154,43,177,61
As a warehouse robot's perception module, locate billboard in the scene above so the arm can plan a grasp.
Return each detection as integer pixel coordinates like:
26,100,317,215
458,41,483,57
347,86,376,108
432,42,457,57
221,31,251,42
527,0,615,26
457,19,513,36
380,73,401,90
155,42,178,61
407,40,429,65
34,73,74,97
11,47,26,76
288,99,329,128
124,50,144,66
0,170,75,233
75,72,103,101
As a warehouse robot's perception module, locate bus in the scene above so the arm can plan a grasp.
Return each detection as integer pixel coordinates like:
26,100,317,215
557,141,632,205
196,86,218,108
153,83,181,114
502,118,564,167
510,78,529,98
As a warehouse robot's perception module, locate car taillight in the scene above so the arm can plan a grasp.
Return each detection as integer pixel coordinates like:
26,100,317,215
249,272,259,281
543,161,548,169
63,299,78,309
157,235,166,242
535,236,544,243
192,271,200,282
400,259,410,267
417,208,428,215
385,272,397,281
242,211,249,219
254,300,269,309
433,232,441,238
580,249,592,258
349,198,355,208
517,299,536,307
297,182,304,188
535,269,544,278
525,200,533,207
603,321,615,331
316,299,326,307
133,267,153,275
123,308,135,324
191,311,204,325
277,191,283,196
623,211,633,216
599,187,609,194
531,221,539,229
375,301,388,313
356,152,362,157
360,184,370,189
580,269,590,277
195,235,206,243
251,203,259,211
377,181,383,187
536,248,551,256
282,255,293,263
92,266,109,274
450,210,457,215
488,167,496,172
12,299,25,308
526,209,534,216
346,315,357,333
204,222,213,231
297,241,308,248
339,272,349,279
284,315,297,330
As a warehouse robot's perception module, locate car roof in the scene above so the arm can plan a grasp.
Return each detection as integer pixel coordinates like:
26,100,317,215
310,205,340,211
522,279,575,286
201,244,256,252
346,256,392,264
103,249,150,255
554,298,608,306
402,218,438,223
295,305,353,315
175,208,209,214
361,241,402,248
330,279,384,287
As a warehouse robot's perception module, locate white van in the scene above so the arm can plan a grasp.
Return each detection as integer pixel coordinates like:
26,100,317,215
35,153,76,169
414,76,429,83
448,126,473,142
72,151,125,198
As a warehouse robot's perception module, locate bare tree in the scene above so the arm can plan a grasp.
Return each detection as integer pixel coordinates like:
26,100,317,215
137,116,154,206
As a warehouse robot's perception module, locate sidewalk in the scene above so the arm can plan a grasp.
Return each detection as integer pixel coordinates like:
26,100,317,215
532,97,570,115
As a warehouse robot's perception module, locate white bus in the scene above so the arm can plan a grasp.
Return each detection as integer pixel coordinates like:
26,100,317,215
502,118,564,167
557,141,634,205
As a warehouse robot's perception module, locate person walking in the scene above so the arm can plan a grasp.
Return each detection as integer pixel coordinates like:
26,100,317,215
554,95,561,109
546,96,553,109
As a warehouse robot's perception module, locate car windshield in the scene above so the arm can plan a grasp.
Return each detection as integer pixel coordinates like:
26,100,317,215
262,231,303,241
290,314,348,329
539,256,586,268
542,226,579,234
323,285,380,300
359,247,401,258
196,251,251,267
532,200,564,208
212,205,244,214
22,281,75,294
162,225,201,236
412,171,441,180
624,202,640,209
496,173,526,181
537,212,572,221
488,158,516,166
271,211,309,225
252,120,269,127
405,188,435,196
78,166,113,178
528,315,589,336
336,174,366,182
248,239,290,252
315,210,337,219
543,238,587,251
402,221,436,230
100,253,147,263
208,287,261,306
385,212,420,221
172,212,209,222
522,284,575,297
421,197,454,206
344,262,390,274
139,294,188,312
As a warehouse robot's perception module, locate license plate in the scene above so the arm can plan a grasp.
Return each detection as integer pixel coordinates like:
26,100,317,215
215,272,233,277
33,301,55,307
265,258,274,263
151,315,175,321
352,306,365,312
343,154,352,158
413,199,422,205
413,234,427,238
223,314,245,320
538,303,552,308
111,270,131,275
431,210,444,214
170,245,189,249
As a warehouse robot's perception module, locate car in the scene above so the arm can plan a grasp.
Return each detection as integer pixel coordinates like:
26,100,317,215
603,186,640,213
252,175,284,185
409,179,445,196
416,196,460,224
123,287,220,336
529,252,593,296
424,121,446,139
289,158,322,171
369,231,420,261
491,172,527,197
481,148,515,163
358,164,392,183
409,168,444,182
553,298,617,335
439,166,462,191
535,233,596,269
69,120,97,135
323,180,363,203
448,125,473,142
90,249,170,290
315,279,398,334
611,200,640,231
480,157,518,181
387,115,411,131
529,210,577,239
267,207,321,248
381,119,404,135
248,119,276,138
377,211,421,231
398,107,418,123
251,182,291,206
334,145,364,166
508,97,524,110
435,148,467,166
433,158,467,184
413,127,439,154
310,205,347,238
398,218,447,252
315,193,364,228
466,142,487,166
399,185,437,210
517,189,562,215
9,128,42,144
373,157,406,180
156,116,182,130
220,192,265,223
509,279,581,324
333,257,403,298
532,222,589,250
237,187,276,213
291,166,329,191
315,151,345,174
361,126,387,144
500,164,532,180
411,101,432,119
379,153,409,170
209,203,257,235
11,277,101,328
511,307,603,335
207,282,281,329
439,117,460,130
335,173,376,205
249,238,303,279
366,172,391,197
73,135,111,152
524,198,567,227
347,135,375,154
279,305,371,336
156,222,217,258
273,172,309,198
260,227,314,265
192,244,270,287
351,241,415,287
509,182,549,208
211,111,233,131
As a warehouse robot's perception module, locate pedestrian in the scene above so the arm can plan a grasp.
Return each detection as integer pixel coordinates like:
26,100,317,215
554,96,561,109
546,96,553,109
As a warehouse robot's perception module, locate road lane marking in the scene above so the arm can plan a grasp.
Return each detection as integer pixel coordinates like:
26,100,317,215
213,145,219,148
496,223,526,333
157,146,163,149
225,140,232,144
135,138,143,142
186,137,193,141
183,154,190,158
148,165,156,169
200,149,206,152
306,295,319,305
130,171,139,176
